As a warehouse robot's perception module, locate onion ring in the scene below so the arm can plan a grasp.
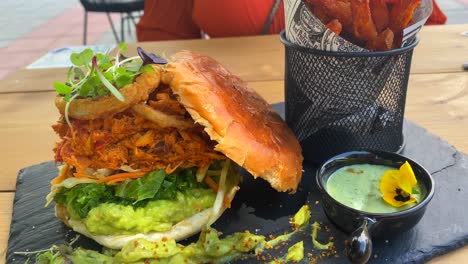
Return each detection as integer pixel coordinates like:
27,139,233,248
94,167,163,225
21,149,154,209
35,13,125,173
55,65,162,120
132,103,193,129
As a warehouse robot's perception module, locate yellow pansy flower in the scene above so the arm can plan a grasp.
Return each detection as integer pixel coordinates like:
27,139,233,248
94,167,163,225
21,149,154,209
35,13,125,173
379,161,418,207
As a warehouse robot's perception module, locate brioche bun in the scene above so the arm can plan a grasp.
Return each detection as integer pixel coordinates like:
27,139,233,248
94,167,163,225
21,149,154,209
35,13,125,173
162,51,303,192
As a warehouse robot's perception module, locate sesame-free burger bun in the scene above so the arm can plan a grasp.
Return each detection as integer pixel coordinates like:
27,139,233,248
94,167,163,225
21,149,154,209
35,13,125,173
161,51,303,192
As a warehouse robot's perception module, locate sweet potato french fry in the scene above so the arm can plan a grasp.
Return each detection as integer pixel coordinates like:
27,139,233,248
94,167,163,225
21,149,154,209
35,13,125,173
370,0,390,32
305,0,421,51
350,0,378,42
305,0,332,25
389,0,422,33
326,19,343,35
366,28,394,51
320,0,353,31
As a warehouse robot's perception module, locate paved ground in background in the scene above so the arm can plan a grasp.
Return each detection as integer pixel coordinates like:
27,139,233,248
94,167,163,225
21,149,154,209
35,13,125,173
0,0,137,80
440,0,468,24
0,0,466,80
0,0,77,48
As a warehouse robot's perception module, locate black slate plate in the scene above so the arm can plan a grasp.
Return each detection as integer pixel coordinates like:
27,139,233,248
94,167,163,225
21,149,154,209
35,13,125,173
7,103,468,263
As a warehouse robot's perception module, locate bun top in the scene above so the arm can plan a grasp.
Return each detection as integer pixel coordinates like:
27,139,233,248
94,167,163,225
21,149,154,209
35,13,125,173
162,51,303,192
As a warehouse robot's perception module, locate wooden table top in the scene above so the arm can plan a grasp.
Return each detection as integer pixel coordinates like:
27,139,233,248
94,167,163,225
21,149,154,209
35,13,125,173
0,24,467,262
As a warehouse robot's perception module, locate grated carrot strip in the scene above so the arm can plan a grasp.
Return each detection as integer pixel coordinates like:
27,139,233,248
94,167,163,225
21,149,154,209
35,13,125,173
106,177,142,184
166,161,183,174
51,164,70,185
204,176,231,208
74,172,98,179
98,171,146,183
204,175,219,192
223,196,231,209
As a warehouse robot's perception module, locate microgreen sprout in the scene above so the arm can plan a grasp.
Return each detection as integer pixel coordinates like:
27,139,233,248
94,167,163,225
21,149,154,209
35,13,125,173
53,45,167,128
14,235,81,263
92,56,125,102
138,47,168,65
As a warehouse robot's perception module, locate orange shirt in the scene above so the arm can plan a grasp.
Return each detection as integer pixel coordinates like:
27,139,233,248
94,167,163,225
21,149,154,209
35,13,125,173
136,0,201,41
192,0,285,37
425,0,447,25
136,0,445,42
136,0,284,41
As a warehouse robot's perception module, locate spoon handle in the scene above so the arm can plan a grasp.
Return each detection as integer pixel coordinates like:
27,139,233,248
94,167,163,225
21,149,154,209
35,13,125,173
346,217,377,264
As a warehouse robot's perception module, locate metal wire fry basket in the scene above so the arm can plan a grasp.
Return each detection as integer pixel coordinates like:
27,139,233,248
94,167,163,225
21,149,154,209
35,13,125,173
280,32,419,162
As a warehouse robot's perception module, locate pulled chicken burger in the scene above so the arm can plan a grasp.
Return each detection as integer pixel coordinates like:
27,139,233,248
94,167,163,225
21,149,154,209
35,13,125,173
48,47,303,249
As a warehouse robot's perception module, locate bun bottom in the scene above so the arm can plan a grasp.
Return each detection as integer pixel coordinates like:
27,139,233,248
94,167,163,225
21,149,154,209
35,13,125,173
55,185,239,249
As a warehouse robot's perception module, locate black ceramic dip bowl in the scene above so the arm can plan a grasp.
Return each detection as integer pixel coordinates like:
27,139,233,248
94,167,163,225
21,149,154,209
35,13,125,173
316,150,435,263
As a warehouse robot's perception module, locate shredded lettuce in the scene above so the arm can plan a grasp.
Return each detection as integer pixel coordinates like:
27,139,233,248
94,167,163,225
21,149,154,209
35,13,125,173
115,169,205,204
53,169,210,220
54,183,118,219
208,160,229,226
115,170,166,204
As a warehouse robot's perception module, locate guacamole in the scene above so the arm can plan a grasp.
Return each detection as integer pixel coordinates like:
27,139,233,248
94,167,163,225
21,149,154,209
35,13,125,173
28,203,319,264
114,229,265,263
85,189,216,235
31,228,265,264
53,169,222,235
286,241,304,262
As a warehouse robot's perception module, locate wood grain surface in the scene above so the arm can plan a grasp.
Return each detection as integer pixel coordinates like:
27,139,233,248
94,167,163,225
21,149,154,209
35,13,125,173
0,24,467,263
0,72,466,192
411,24,468,74
0,193,14,262
0,24,466,94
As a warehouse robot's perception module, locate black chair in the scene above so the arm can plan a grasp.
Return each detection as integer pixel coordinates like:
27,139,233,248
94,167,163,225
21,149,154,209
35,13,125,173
79,0,145,44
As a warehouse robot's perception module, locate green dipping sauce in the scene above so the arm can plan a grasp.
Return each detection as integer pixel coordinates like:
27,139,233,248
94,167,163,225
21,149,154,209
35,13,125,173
326,164,425,213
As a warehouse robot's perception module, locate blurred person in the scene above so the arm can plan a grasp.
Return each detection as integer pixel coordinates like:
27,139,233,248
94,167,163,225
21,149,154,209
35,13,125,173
192,0,284,37
136,0,201,41
136,0,445,42
426,0,447,25
136,0,284,41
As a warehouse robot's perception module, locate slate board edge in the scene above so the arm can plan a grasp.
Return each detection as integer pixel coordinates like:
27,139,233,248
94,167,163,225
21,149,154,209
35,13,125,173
5,112,468,263
417,150,468,264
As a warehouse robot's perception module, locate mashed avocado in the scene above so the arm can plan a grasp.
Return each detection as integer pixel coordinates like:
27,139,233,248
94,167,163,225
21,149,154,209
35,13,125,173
62,249,114,264
86,189,216,235
311,221,334,250
286,241,304,262
31,228,264,264
113,228,264,263
33,248,114,264
291,205,311,230
53,168,226,235
29,201,321,264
